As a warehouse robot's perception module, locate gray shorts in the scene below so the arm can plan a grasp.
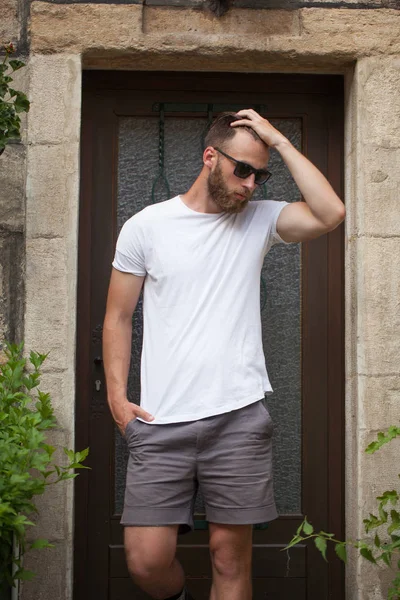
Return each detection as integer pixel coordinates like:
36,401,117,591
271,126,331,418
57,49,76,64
121,400,278,533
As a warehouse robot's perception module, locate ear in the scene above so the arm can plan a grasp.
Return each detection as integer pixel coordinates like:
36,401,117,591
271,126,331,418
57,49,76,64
203,146,217,169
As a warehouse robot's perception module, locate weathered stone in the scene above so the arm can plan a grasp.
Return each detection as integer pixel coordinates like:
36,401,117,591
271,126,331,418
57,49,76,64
30,3,400,65
359,430,400,499
21,541,69,600
358,375,400,432
355,238,400,376
0,144,26,230
24,237,75,371
0,0,20,47
344,235,358,378
355,147,400,236
357,57,400,150
8,63,30,145
31,3,143,54
25,429,71,542
37,370,74,430
143,6,300,35
26,143,80,238
0,232,24,343
28,54,81,145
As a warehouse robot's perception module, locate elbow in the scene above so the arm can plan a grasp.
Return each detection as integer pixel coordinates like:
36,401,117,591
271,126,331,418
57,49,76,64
338,203,346,223
326,203,346,232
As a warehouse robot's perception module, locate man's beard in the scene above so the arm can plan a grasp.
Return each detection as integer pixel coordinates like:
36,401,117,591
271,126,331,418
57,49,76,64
207,162,252,214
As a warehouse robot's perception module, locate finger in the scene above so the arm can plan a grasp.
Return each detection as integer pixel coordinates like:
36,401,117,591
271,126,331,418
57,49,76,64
231,118,256,128
235,108,259,118
134,407,155,422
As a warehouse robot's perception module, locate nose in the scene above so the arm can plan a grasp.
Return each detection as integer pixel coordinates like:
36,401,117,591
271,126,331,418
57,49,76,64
241,173,257,191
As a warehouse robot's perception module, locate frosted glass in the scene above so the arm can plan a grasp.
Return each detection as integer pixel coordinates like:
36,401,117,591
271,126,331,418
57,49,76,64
114,116,301,516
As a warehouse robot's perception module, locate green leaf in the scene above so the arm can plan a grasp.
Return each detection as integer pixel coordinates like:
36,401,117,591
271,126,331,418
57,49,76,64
374,533,381,547
381,552,392,567
13,91,29,114
378,504,388,524
335,543,347,563
360,547,376,564
284,535,303,550
8,59,25,72
388,510,400,535
314,536,327,561
14,569,35,581
303,519,314,535
30,538,53,550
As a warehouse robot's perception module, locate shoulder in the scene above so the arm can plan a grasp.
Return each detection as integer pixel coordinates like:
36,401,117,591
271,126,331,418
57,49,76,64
121,197,179,232
247,200,289,219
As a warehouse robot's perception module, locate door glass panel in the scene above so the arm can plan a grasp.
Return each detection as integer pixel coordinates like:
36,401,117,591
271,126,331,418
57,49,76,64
114,115,301,517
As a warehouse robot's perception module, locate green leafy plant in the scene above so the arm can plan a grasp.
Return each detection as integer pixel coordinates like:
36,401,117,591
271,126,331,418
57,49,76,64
285,426,400,599
0,43,30,155
0,342,89,589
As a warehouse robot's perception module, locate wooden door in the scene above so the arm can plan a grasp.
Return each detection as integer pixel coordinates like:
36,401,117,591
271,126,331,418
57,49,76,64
74,72,344,600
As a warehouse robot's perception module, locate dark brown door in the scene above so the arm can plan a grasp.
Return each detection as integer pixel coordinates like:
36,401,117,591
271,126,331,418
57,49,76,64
74,72,344,600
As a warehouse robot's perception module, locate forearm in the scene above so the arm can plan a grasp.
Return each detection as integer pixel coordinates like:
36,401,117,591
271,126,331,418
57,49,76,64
275,139,344,228
103,313,132,419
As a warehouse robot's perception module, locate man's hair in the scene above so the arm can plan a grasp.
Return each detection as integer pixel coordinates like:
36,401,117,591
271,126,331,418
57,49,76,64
204,112,266,150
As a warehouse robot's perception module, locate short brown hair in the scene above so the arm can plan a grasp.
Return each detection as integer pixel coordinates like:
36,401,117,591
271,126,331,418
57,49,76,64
204,112,265,150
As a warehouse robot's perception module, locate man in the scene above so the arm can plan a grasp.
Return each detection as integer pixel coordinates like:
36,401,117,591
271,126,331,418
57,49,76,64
103,109,345,600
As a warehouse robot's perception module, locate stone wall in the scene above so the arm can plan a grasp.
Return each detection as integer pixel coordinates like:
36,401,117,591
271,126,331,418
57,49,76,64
0,0,28,352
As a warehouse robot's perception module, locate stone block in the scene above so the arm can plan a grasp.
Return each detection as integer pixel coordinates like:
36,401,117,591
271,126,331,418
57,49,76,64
0,232,24,343
8,63,30,145
358,375,400,432
0,0,20,47
37,370,75,431
24,237,76,371
21,540,69,600
0,144,26,230
30,3,400,65
143,6,300,36
31,3,143,53
357,57,400,150
28,54,81,145
358,429,399,492
355,238,400,376
26,143,80,238
300,10,400,58
345,235,358,378
358,560,395,600
356,147,400,237
25,429,72,542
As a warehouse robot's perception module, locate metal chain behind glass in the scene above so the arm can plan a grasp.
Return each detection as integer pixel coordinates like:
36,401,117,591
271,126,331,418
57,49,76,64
151,104,171,204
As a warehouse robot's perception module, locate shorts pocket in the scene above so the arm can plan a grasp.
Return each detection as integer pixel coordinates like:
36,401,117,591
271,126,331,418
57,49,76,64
258,401,274,438
124,418,138,441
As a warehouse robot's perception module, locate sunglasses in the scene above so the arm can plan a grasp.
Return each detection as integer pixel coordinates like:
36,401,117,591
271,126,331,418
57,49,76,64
215,147,272,186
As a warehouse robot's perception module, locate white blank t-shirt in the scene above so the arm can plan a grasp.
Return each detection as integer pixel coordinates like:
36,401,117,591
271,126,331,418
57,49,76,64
113,195,288,424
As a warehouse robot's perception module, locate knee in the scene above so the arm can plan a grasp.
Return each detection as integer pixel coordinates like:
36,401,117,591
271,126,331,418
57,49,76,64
126,544,173,581
210,544,251,579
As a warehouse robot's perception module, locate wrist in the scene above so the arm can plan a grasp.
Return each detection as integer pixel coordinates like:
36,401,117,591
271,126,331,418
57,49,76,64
271,137,292,151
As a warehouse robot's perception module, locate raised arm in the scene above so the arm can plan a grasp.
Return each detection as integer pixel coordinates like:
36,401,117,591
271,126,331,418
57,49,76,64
231,109,345,243
103,268,153,434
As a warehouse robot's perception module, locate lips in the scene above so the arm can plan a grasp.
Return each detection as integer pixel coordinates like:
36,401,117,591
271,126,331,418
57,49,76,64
235,192,247,201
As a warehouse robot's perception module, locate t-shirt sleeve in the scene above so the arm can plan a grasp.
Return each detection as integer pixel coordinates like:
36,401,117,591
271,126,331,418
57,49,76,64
112,214,147,276
257,200,291,255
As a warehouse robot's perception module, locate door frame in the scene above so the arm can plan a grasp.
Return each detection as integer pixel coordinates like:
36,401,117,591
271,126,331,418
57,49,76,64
74,71,345,600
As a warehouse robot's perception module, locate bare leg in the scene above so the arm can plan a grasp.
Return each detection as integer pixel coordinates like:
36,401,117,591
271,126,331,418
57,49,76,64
124,525,185,599
209,523,253,600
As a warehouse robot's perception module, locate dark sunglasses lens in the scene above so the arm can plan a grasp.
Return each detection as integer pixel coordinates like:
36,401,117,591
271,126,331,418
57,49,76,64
234,162,252,179
254,171,270,185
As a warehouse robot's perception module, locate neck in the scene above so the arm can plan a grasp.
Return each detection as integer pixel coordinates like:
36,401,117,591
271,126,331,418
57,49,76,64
180,169,222,214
